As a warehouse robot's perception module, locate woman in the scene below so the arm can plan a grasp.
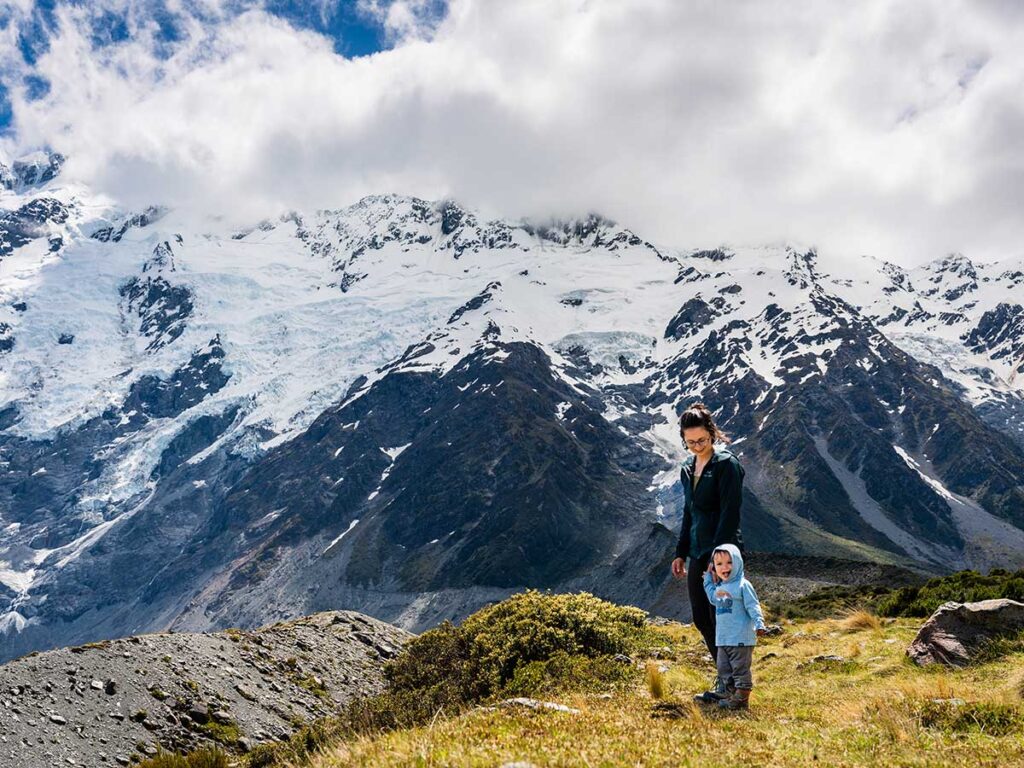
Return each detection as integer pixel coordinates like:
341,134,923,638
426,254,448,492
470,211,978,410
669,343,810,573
670,402,744,703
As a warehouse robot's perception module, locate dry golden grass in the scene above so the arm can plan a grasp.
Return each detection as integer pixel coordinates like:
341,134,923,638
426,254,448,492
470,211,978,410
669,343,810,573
644,662,666,700
275,617,1024,768
839,609,883,633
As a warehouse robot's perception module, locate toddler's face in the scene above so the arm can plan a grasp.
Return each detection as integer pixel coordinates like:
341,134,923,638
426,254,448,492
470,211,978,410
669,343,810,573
713,551,733,580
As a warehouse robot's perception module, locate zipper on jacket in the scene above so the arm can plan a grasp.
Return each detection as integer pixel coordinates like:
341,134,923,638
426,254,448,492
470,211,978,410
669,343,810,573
692,453,714,490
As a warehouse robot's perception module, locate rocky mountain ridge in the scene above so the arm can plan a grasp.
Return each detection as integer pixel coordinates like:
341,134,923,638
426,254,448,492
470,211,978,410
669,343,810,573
2,158,1024,661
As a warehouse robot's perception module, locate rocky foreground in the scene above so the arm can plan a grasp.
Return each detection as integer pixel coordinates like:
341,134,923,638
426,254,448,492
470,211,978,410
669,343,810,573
0,611,411,768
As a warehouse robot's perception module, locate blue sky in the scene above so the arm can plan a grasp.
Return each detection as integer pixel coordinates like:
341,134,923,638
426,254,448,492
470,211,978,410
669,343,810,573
0,0,436,136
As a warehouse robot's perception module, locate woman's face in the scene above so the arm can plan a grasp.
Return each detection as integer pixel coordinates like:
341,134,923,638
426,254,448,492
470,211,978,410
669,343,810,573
683,426,714,458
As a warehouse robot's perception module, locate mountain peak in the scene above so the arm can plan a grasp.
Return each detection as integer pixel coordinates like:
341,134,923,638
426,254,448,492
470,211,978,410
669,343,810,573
922,251,977,276
0,151,64,193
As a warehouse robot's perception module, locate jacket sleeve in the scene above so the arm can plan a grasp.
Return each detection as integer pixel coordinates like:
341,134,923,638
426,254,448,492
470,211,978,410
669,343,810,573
712,458,743,547
703,571,718,604
675,468,691,560
741,580,766,630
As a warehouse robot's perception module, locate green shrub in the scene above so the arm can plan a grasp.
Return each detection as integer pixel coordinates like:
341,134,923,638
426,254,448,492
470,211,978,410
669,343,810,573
458,590,653,694
383,590,654,713
503,651,635,697
779,569,1024,621
201,720,241,746
381,619,479,705
878,569,1024,618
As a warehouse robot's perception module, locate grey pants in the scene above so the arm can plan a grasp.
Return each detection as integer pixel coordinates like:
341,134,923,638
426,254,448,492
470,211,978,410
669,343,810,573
717,645,754,690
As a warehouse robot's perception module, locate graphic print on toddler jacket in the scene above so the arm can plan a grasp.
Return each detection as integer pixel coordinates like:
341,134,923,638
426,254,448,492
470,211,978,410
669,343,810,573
713,589,734,614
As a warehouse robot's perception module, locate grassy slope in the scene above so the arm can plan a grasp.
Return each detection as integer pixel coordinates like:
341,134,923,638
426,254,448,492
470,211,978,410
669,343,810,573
301,618,1024,768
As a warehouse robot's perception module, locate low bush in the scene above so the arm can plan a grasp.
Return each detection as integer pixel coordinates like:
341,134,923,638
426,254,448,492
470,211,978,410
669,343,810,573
877,569,1024,618
776,569,1024,621
505,651,635,697
378,590,654,719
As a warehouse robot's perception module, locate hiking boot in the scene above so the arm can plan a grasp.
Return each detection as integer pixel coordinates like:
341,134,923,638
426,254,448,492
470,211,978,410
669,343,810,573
718,688,751,710
692,676,731,705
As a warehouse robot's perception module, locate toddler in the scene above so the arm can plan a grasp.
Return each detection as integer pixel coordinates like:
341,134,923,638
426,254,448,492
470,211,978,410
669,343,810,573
700,543,767,710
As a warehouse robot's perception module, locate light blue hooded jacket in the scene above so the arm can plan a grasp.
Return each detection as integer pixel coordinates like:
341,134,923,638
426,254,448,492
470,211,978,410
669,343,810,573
702,543,766,647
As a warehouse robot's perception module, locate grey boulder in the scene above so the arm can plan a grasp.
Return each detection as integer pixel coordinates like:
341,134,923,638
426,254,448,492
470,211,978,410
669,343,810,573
907,599,1024,667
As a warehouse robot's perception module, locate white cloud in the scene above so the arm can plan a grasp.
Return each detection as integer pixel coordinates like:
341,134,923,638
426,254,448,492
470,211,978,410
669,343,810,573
357,0,444,42
6,0,1024,265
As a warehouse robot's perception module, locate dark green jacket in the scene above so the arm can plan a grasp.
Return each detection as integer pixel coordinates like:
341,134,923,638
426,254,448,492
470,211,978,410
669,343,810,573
674,448,745,561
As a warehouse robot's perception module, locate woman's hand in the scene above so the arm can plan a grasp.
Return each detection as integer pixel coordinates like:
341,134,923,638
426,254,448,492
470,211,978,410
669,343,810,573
671,557,686,579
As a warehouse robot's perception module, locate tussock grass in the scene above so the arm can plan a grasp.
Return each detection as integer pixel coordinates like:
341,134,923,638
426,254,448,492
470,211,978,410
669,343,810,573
1012,670,1024,701
645,662,665,700
917,698,1022,736
137,747,228,768
839,609,882,633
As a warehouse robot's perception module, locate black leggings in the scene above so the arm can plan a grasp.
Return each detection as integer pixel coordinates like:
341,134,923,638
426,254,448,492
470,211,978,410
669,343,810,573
687,553,717,659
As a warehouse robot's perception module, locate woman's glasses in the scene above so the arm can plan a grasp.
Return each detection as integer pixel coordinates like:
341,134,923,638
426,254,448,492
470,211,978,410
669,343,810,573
684,437,711,449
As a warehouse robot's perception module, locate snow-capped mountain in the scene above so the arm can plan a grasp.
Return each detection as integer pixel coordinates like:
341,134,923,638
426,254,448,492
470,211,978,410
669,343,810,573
2,158,1024,660
0,151,64,195
837,251,1024,445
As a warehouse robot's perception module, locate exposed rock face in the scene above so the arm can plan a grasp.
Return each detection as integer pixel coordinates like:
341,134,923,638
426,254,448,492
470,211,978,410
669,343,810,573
119,241,194,352
0,198,69,259
0,611,411,768
0,152,64,192
907,599,1024,667
964,303,1024,376
4,189,1024,661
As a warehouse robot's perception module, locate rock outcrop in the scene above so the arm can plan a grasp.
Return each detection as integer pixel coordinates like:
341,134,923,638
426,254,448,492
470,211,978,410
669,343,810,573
0,611,411,768
907,599,1024,667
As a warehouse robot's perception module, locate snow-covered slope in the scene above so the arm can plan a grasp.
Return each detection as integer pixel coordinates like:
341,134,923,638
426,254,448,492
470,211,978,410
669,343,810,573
824,251,1024,444
2,160,1024,659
